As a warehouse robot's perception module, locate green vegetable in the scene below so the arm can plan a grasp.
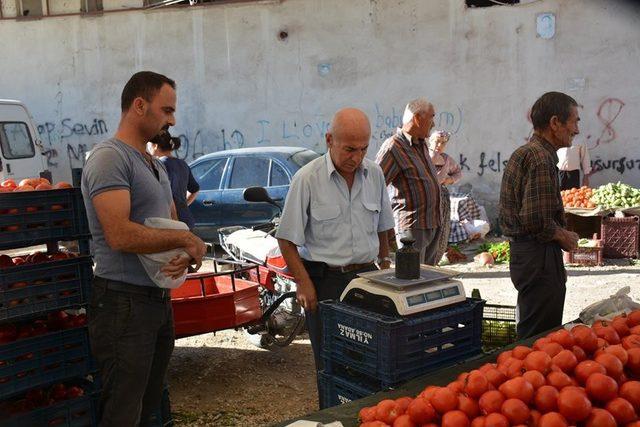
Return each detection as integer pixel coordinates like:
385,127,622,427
591,182,640,210
477,241,510,264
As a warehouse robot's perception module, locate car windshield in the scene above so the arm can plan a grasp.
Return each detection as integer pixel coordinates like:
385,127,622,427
289,149,321,167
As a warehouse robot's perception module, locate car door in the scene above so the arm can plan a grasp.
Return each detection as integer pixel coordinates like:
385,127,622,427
188,157,229,242
219,155,273,228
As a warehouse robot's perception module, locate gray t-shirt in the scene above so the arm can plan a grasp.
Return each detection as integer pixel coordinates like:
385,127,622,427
81,138,173,287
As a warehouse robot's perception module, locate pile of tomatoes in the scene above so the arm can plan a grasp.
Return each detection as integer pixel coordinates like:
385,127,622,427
0,178,72,193
561,187,596,209
358,311,640,426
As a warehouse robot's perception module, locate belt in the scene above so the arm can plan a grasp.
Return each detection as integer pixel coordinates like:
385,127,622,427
95,277,171,299
509,235,537,243
326,262,376,274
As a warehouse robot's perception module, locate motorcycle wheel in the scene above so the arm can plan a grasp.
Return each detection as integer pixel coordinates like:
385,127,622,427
243,311,305,350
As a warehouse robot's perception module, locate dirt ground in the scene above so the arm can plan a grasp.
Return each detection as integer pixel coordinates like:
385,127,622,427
168,244,640,426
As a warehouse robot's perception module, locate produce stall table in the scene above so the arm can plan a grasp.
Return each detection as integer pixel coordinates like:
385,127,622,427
274,330,552,427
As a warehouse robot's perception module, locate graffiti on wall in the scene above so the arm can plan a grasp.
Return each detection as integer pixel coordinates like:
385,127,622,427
591,98,625,149
33,97,632,183
36,118,109,168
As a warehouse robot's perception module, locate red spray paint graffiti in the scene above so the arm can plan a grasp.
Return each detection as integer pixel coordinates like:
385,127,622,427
589,98,625,149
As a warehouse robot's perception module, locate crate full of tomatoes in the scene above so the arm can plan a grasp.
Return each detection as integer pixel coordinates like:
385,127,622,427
0,310,90,399
0,379,96,427
0,251,92,321
0,177,89,250
356,313,640,426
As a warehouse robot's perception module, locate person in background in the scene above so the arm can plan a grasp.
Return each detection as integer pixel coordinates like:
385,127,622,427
428,130,462,263
499,91,580,339
276,108,394,409
375,98,442,265
557,142,592,190
149,130,200,230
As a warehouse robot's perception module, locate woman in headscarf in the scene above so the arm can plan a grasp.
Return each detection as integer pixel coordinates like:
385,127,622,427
428,130,462,263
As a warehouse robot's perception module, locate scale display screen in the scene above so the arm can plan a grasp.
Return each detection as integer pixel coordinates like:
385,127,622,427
406,294,426,307
406,286,461,307
442,286,460,297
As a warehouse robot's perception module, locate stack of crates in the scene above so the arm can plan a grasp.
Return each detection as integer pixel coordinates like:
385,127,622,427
0,184,97,426
319,298,485,408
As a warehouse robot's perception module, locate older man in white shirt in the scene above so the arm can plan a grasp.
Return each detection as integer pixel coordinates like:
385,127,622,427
276,107,395,409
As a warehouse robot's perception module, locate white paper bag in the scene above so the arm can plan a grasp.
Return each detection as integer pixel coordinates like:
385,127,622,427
138,217,190,289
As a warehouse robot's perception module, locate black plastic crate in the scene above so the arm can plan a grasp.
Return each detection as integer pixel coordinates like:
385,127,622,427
0,379,97,427
318,371,378,409
320,354,397,390
482,304,517,351
320,299,485,385
0,327,91,399
0,256,93,321
0,188,89,250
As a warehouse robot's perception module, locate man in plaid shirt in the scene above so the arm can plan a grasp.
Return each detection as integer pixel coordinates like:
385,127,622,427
499,91,580,339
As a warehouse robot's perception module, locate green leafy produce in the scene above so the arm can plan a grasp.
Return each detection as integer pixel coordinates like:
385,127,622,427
578,238,598,248
477,241,510,263
591,182,640,209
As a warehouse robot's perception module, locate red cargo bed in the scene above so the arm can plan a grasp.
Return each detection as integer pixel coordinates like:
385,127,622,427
171,270,261,338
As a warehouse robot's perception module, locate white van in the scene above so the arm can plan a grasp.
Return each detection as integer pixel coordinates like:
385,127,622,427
0,99,49,183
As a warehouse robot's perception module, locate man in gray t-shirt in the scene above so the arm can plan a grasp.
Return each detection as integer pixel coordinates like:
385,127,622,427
82,71,206,427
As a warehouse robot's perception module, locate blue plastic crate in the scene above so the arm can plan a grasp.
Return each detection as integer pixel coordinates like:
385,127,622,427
0,379,97,427
0,327,92,399
0,256,93,321
320,298,485,385
318,371,378,409
0,188,89,250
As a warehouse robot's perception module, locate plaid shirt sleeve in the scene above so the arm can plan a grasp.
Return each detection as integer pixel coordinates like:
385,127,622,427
520,162,561,242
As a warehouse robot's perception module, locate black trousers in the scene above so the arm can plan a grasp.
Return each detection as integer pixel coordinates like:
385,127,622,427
509,240,567,339
559,169,580,191
88,277,175,427
302,260,376,409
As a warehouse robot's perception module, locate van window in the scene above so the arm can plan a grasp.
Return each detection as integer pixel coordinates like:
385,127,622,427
0,122,35,159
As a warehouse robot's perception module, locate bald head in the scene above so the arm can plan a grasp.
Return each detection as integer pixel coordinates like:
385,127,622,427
326,108,371,178
329,108,371,142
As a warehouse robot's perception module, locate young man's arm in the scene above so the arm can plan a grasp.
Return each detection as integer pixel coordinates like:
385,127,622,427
92,189,206,268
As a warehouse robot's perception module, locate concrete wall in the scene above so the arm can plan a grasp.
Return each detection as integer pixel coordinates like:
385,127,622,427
0,0,638,216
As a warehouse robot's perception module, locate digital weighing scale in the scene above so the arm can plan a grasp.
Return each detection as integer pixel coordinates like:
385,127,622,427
340,265,466,316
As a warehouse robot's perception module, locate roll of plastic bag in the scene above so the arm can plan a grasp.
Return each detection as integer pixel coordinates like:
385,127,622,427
579,286,640,324
137,217,190,289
